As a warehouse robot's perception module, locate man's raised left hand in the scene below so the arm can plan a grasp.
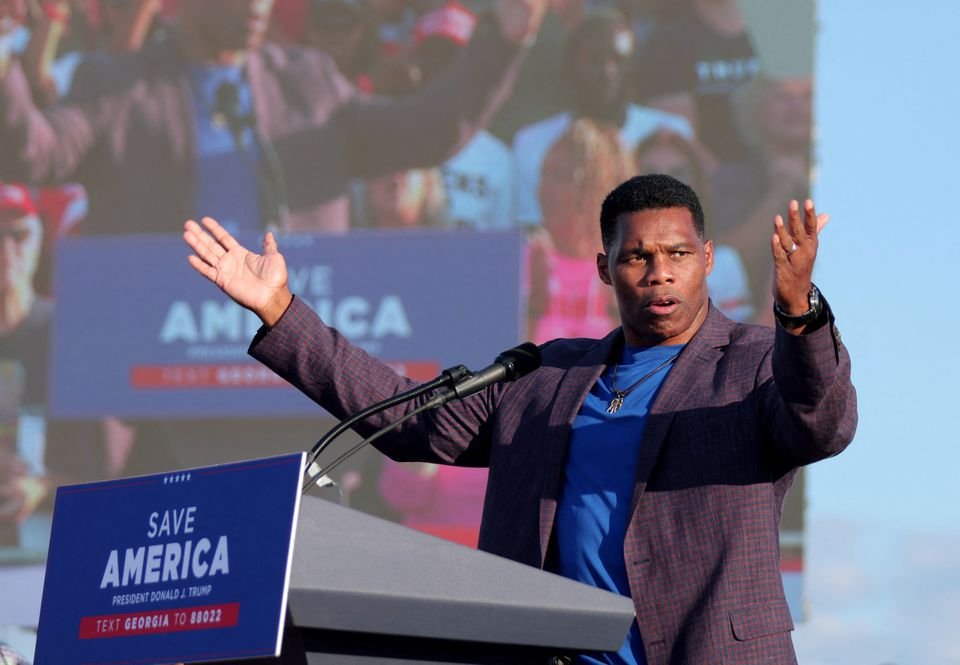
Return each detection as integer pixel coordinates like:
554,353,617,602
771,198,830,329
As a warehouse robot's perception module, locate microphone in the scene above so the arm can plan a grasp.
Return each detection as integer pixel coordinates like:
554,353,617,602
425,342,541,408
212,80,290,229
301,343,542,493
213,81,252,140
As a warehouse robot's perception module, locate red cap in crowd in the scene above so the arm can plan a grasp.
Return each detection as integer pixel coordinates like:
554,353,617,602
414,2,476,48
0,184,37,218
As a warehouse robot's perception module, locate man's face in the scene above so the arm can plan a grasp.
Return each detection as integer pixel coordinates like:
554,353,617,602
183,0,274,53
0,212,42,292
570,26,633,113
367,170,430,228
597,207,713,346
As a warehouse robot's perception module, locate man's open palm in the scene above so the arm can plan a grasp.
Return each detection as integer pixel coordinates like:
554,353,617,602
183,217,291,325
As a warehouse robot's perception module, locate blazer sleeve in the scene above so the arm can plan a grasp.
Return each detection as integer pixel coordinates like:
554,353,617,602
758,302,858,466
248,297,498,466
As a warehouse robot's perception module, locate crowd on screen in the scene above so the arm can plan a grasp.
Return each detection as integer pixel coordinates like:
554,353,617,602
0,0,813,310
0,1,814,656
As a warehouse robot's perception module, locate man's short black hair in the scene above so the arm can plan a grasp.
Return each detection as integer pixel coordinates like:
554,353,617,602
600,174,706,251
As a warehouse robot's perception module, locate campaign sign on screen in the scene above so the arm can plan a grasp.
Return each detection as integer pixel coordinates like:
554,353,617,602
50,230,524,419
35,453,305,665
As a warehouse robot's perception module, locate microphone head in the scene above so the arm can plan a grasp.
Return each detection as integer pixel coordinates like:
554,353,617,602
495,342,541,381
213,81,251,134
214,81,240,114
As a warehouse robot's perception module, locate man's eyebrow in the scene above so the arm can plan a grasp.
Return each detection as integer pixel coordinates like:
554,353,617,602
627,241,695,252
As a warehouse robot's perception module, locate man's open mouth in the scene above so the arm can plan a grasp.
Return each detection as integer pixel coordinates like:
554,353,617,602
645,296,680,315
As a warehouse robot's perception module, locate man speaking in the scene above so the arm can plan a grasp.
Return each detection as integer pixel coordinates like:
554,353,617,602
183,174,857,665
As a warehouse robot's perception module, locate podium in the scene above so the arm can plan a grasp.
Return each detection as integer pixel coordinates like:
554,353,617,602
239,495,636,664
35,456,634,665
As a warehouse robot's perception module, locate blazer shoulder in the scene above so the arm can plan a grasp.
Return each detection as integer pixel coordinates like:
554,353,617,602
538,335,611,367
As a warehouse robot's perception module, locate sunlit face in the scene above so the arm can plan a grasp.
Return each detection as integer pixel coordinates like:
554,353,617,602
182,0,274,54
597,207,713,346
367,170,430,228
0,212,42,292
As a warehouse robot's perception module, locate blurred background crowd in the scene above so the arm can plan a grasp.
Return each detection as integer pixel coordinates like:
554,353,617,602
0,1,814,659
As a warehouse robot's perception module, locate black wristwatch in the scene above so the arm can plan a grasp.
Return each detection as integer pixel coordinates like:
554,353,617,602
774,284,823,329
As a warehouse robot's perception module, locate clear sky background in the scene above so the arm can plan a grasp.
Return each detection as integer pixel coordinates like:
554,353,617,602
794,2,960,662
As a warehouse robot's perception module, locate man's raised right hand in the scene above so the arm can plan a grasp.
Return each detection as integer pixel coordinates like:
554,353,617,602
183,217,292,327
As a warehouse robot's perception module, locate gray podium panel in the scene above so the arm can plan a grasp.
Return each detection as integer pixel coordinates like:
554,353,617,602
277,496,635,664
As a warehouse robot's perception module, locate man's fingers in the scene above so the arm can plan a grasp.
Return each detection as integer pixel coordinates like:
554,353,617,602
184,222,227,266
817,213,830,234
187,254,218,282
770,231,789,261
183,230,219,267
201,216,240,251
803,199,820,236
773,214,796,255
262,231,278,255
787,199,805,241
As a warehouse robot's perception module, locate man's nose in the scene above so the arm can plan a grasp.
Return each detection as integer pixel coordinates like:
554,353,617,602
644,255,674,285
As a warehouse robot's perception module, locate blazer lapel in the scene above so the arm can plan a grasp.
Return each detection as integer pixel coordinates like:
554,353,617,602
539,329,622,566
628,305,732,516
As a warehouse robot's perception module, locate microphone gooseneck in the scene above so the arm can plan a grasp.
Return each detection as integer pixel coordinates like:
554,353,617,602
302,344,542,494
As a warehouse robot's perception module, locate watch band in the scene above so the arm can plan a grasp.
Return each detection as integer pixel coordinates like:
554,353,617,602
774,284,823,329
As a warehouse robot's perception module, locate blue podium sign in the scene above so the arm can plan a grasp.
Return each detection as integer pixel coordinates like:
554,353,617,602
35,453,306,664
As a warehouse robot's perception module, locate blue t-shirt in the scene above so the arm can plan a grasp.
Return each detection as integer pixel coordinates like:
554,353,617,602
188,64,261,234
555,344,683,665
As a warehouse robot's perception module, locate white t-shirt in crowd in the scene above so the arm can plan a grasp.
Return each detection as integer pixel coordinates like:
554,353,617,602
441,130,517,230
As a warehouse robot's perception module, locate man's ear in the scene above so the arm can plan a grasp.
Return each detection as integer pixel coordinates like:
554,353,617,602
597,252,612,285
704,239,714,277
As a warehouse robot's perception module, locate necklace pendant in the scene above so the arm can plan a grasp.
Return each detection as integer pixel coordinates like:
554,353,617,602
607,394,624,415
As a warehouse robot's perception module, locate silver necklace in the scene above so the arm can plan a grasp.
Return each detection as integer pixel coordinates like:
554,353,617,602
606,352,681,414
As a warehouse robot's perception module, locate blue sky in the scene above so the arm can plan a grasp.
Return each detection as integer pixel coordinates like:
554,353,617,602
811,1,959,537
794,2,960,661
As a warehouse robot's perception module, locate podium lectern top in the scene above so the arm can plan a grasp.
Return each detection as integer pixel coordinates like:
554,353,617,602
288,496,635,653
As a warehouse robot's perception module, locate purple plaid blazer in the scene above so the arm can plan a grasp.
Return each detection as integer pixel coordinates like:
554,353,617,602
251,296,857,665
